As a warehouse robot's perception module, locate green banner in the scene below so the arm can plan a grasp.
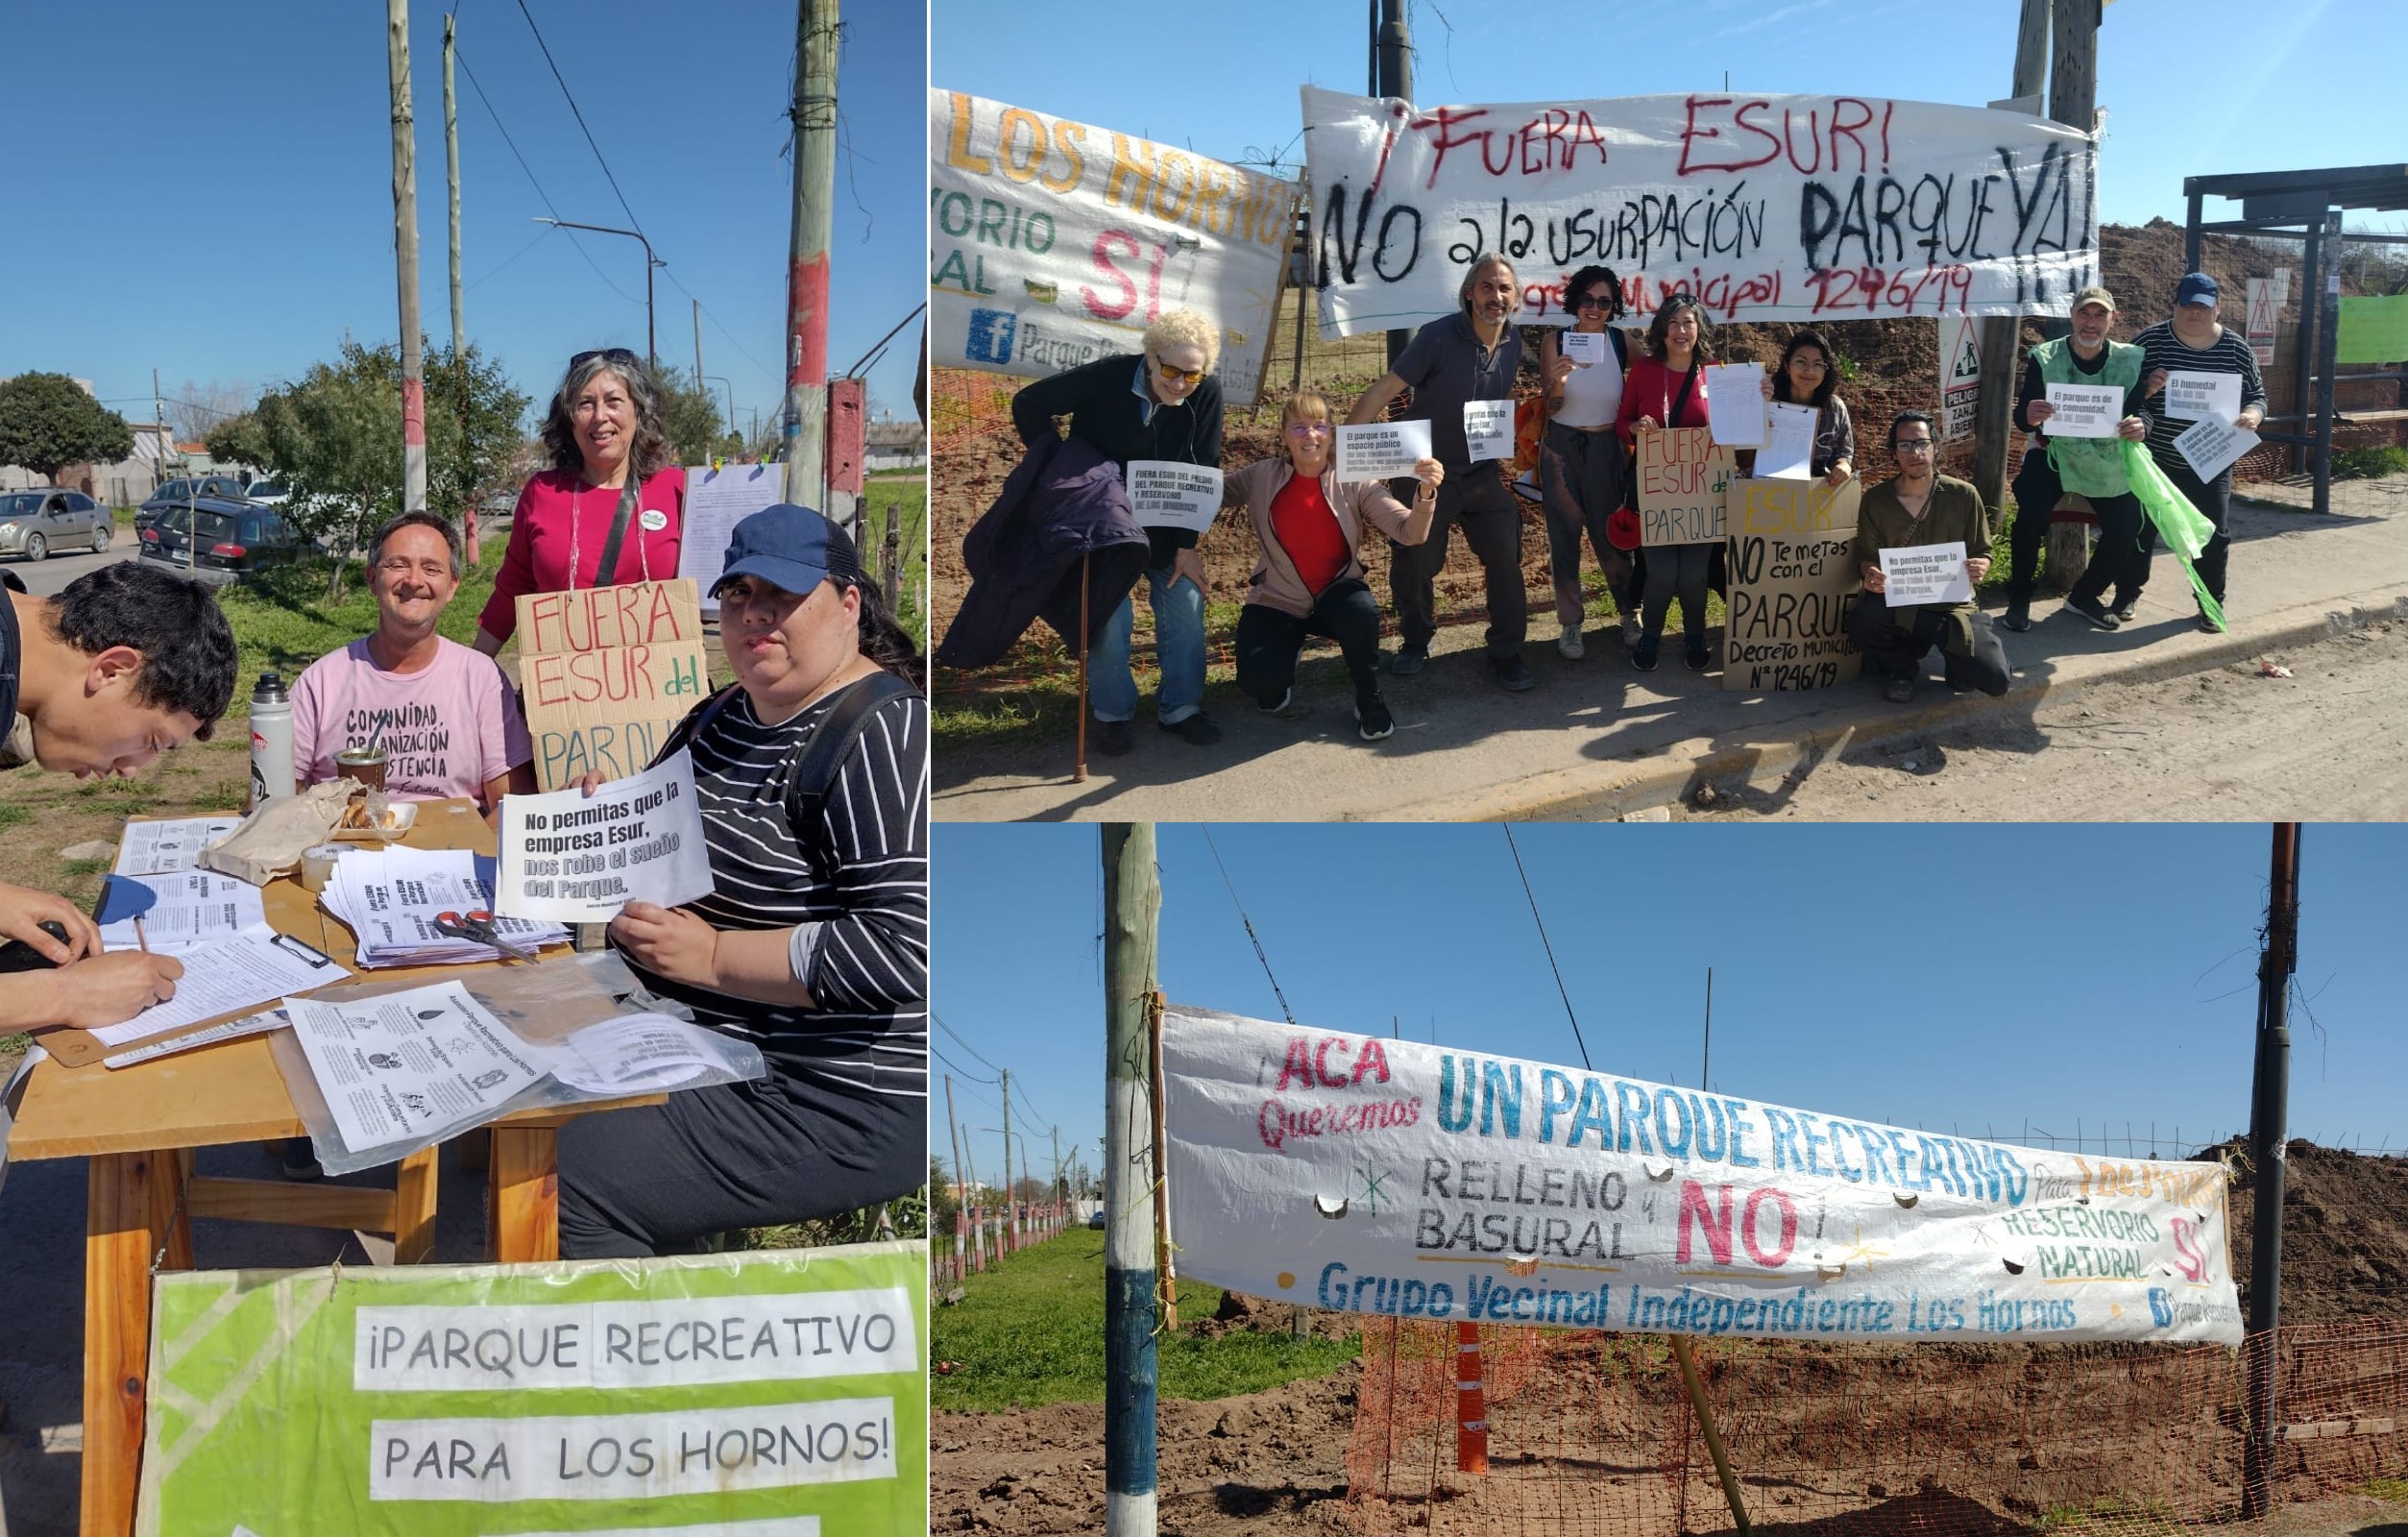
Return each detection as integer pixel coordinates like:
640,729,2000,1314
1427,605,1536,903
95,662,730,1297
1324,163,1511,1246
136,1242,928,1536
2336,293,2408,365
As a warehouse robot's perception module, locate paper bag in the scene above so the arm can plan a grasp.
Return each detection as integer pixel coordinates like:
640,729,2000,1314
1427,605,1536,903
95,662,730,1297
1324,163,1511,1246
199,781,360,886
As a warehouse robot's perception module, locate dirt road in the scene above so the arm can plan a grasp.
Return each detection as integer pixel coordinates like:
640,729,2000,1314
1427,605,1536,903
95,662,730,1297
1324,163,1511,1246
1696,620,2408,820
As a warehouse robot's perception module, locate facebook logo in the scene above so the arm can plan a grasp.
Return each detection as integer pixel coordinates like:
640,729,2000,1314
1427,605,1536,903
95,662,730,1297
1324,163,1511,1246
965,308,1017,365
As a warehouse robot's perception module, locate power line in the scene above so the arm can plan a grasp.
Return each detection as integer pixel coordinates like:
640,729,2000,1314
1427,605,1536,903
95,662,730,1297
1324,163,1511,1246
934,1011,1006,1075
452,46,644,308
1202,828,1297,1025
933,1045,997,1086
509,0,647,240
1502,824,1593,1070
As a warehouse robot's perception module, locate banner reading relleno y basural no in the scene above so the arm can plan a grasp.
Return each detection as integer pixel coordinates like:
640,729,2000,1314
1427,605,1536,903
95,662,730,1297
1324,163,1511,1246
1163,1007,2242,1345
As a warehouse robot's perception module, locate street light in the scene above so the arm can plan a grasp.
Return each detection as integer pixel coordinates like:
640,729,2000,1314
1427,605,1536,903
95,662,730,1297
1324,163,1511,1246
701,375,738,448
533,216,663,371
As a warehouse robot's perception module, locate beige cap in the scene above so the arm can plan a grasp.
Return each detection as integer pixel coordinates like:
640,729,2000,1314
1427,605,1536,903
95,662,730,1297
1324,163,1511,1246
2070,284,2117,312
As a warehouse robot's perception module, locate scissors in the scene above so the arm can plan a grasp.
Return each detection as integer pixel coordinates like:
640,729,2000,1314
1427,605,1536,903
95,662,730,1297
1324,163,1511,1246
432,909,536,964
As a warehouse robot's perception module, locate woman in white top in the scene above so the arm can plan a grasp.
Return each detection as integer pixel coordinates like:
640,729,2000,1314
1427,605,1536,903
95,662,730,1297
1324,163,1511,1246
1537,264,1632,659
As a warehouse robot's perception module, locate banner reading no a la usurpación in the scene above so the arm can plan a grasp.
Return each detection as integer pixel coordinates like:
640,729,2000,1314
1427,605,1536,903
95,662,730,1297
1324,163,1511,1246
1163,1007,2242,1345
930,89,1302,404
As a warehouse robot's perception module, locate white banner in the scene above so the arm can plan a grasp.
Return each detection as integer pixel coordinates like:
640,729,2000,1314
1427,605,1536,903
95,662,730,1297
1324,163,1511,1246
930,89,1302,403
1301,86,2098,335
1163,1006,2242,1344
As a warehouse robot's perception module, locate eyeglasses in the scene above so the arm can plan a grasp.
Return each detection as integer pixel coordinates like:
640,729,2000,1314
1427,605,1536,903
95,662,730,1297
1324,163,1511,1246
1788,355,1829,372
1285,421,1331,437
1891,438,1934,453
1155,359,1206,385
570,348,642,372
1577,292,1616,310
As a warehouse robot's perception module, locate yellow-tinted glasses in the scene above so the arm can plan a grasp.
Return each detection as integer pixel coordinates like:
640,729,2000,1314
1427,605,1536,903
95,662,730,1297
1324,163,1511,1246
1154,357,1206,385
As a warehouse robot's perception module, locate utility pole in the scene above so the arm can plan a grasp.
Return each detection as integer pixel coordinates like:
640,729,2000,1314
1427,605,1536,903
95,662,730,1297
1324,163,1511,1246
442,12,476,562
1374,0,1414,377
2243,821,2301,1519
693,299,706,408
1971,0,2053,510
945,1073,967,1273
1001,1068,1016,1250
387,0,427,515
1700,967,1714,1090
783,0,838,509
1104,824,1161,1537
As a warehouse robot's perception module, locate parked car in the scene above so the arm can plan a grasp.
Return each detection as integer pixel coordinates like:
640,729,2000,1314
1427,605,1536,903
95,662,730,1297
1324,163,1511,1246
136,498,313,585
244,478,291,507
0,489,112,561
136,476,250,534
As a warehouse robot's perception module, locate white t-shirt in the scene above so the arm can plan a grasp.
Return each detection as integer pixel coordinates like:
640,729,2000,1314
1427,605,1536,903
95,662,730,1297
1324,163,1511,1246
1553,330,1627,429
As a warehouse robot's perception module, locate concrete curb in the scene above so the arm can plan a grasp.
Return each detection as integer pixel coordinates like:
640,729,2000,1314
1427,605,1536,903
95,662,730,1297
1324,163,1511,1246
1397,586,2408,822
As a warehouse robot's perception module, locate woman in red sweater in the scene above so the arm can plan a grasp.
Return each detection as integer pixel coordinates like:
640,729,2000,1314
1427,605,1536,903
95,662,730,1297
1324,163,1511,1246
1616,294,1717,672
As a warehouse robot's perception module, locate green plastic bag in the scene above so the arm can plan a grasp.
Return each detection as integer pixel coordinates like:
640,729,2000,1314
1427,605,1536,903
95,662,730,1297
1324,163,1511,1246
2121,441,2228,632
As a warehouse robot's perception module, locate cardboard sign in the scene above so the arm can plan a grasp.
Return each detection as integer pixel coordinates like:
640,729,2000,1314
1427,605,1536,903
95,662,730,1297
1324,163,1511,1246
2246,277,2279,368
1724,476,1863,693
140,1244,929,1533
1463,400,1513,462
2043,382,2123,438
1125,461,1225,532
1940,314,1982,442
1162,1006,2243,1344
1335,419,1434,481
1635,427,1738,545
1702,364,1766,447
2162,371,2241,424
516,579,712,792
1879,541,1974,605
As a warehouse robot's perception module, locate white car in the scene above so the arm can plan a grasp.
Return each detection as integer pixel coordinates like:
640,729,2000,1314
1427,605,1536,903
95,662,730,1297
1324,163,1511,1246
245,478,292,507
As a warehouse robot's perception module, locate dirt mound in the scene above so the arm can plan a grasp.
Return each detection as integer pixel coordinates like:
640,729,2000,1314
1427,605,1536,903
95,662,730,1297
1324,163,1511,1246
2216,1137,2408,1325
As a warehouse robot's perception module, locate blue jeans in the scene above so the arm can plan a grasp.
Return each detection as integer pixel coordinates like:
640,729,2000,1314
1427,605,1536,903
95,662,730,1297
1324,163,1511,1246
1090,560,1206,723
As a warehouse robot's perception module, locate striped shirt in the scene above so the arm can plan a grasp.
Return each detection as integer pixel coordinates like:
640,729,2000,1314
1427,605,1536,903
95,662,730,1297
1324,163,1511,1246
625,676,928,1102
2132,320,2266,474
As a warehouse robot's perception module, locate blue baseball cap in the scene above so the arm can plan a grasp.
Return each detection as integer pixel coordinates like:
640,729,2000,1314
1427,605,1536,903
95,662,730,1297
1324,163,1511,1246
711,503,860,598
2175,272,2220,307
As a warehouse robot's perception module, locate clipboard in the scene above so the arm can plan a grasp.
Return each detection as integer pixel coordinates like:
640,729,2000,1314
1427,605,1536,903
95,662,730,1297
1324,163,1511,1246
29,930,343,1068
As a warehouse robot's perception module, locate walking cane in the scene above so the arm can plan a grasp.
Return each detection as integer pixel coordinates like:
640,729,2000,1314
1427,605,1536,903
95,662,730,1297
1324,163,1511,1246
1074,550,1090,782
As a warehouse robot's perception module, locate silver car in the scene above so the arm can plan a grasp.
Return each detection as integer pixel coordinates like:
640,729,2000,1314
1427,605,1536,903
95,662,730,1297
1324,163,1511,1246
0,489,112,561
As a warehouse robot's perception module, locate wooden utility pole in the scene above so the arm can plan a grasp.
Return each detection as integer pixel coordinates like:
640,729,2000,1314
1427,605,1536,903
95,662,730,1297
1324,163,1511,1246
441,13,476,562
782,0,838,510
1971,0,2054,510
1001,1068,1016,1250
387,0,426,515
693,299,708,429
1104,824,1161,1537
2243,822,2302,1518
945,1073,967,1275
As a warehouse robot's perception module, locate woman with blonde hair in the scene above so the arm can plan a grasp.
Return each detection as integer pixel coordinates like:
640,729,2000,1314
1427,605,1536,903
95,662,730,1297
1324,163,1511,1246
1223,389,1443,741
1009,307,1224,754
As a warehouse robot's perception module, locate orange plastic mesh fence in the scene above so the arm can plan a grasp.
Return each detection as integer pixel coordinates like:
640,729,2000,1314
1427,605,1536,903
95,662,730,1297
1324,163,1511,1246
1343,1319,2408,1537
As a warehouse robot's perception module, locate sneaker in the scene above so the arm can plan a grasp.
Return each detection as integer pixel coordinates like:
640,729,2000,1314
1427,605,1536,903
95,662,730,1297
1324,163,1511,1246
1095,719,1134,755
1490,654,1536,692
1355,696,1395,741
2196,609,2223,634
1633,639,1660,672
280,1136,323,1183
1158,712,1222,745
1257,687,1292,714
2001,600,2031,633
1884,675,1916,704
1392,642,1428,676
1620,612,1642,647
2063,595,2120,630
1557,622,1585,660
2111,599,2138,622
1684,641,1712,672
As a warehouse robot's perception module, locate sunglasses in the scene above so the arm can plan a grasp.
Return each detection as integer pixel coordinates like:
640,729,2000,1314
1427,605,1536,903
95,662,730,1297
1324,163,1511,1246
1155,359,1206,385
570,347,642,372
1577,292,1617,310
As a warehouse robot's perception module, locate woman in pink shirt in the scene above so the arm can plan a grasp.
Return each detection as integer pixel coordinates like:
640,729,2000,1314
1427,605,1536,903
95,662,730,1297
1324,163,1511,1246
474,349,687,654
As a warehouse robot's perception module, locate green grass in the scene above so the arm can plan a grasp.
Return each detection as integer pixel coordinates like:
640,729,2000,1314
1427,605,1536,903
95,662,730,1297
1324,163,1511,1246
2362,1476,2408,1503
210,545,507,692
0,804,30,832
860,477,928,652
932,1225,1358,1413
2333,445,2408,481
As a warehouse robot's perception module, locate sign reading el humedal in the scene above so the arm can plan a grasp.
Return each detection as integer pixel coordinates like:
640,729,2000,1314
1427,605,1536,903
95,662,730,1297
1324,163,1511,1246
516,579,712,791
138,1243,929,1535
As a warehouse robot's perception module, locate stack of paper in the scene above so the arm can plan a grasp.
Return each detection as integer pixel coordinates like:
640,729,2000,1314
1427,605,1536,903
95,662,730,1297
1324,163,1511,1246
114,817,242,877
96,871,269,955
320,846,569,968
284,980,550,1154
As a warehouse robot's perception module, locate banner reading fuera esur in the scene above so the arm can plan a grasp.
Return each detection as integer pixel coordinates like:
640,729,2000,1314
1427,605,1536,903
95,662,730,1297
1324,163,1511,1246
137,1243,929,1536
930,89,1303,403
1301,86,2099,334
1163,1007,2240,1345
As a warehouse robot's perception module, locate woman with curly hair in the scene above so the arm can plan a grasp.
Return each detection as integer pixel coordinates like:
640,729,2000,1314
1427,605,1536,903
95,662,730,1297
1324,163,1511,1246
474,348,687,654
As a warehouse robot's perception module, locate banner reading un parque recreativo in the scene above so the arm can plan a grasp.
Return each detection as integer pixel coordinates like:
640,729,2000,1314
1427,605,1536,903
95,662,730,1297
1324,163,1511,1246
1163,1007,2241,1346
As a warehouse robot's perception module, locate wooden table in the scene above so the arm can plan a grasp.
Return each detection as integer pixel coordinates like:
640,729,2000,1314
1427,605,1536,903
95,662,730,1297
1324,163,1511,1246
3,799,663,1537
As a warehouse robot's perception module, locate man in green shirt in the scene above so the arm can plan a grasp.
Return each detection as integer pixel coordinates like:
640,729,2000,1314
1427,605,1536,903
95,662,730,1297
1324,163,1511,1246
1845,411,2010,703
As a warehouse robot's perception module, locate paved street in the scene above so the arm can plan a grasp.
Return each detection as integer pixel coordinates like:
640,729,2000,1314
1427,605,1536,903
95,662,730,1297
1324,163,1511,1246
2,532,134,598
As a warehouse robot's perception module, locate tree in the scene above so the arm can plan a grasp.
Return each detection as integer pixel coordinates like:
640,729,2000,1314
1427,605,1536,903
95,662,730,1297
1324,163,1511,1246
166,379,254,445
652,364,734,467
0,373,135,482
931,1155,959,1238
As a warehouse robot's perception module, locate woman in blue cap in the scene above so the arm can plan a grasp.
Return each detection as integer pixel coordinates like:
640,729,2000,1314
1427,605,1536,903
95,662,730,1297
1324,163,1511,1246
556,501,927,1257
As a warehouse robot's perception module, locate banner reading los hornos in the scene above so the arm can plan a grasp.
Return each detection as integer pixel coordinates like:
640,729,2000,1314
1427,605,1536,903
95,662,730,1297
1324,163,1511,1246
930,89,1303,403
1301,86,2098,335
1163,1007,2242,1345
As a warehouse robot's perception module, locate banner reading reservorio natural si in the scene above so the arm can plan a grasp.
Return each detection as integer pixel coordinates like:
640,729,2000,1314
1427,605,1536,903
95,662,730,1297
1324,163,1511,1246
930,89,1302,403
1301,86,2099,333
1163,1007,2240,1345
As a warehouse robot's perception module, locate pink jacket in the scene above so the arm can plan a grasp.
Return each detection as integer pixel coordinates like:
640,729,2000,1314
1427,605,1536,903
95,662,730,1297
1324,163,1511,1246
1224,457,1427,619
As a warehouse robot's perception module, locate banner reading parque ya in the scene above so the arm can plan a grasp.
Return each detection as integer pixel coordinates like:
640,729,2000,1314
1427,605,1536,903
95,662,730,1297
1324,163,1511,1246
930,89,1302,403
1301,86,2100,333
1162,1008,2242,1346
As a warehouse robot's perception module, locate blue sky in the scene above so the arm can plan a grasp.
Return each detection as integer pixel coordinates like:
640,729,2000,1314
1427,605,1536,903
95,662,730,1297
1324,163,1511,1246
3,0,925,444
931,0,2403,232
933,824,2408,1195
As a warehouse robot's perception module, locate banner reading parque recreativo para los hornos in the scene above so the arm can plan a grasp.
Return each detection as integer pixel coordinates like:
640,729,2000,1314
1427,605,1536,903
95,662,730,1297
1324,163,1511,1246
930,89,1302,404
1163,1008,2242,1346
1301,85,2099,333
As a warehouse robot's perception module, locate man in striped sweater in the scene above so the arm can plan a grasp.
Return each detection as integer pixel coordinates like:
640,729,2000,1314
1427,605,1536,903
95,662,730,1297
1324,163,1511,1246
2133,273,2267,630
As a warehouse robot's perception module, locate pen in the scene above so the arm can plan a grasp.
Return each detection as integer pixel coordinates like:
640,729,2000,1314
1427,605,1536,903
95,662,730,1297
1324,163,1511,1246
134,916,150,953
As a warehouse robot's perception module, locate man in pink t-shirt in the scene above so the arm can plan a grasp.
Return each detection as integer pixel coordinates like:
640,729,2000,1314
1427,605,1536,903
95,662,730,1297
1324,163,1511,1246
292,511,534,817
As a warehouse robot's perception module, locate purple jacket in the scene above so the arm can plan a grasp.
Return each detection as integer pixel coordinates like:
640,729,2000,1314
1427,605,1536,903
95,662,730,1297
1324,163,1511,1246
936,435,1151,671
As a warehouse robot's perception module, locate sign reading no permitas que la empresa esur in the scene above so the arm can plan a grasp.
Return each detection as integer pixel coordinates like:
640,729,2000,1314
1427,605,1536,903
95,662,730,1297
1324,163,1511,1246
1163,1007,2241,1345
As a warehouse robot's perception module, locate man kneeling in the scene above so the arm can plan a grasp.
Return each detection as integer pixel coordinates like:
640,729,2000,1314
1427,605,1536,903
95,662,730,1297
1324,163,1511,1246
1846,412,2010,704
292,511,534,820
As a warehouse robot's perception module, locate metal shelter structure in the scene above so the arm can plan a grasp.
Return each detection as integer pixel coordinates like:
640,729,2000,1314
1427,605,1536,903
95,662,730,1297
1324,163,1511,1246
2183,164,2408,516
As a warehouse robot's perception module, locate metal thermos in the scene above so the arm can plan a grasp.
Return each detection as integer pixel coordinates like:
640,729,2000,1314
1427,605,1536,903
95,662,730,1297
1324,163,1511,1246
248,671,295,810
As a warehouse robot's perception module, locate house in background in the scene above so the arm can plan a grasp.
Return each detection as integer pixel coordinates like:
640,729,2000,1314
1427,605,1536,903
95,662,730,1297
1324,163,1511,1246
864,416,926,473
0,375,188,503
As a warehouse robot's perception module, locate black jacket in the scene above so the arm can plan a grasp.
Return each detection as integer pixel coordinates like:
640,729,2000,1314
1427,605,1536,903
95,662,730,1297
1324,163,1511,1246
936,435,1151,671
